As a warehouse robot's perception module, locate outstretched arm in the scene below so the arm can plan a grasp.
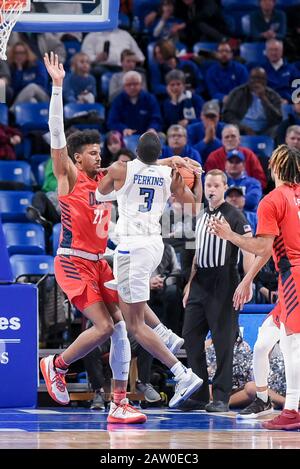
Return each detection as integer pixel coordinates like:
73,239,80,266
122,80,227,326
44,52,76,189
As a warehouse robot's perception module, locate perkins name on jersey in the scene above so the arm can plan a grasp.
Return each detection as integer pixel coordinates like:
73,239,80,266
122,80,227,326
133,174,164,186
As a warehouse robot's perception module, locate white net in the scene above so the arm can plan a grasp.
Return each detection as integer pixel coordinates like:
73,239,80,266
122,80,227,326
0,1,27,60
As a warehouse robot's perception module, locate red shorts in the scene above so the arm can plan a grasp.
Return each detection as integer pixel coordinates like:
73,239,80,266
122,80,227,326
54,255,118,312
277,266,300,333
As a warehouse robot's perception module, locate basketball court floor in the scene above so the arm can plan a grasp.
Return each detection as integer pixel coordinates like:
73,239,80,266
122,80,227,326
0,407,299,449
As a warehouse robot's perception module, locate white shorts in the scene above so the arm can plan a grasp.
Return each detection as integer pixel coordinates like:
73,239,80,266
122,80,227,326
114,237,164,303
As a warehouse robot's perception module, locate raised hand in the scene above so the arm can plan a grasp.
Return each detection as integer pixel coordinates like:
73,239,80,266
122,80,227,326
44,52,65,86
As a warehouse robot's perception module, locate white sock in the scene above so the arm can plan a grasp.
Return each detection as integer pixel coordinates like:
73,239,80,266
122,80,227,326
170,361,187,378
285,389,299,411
256,391,268,403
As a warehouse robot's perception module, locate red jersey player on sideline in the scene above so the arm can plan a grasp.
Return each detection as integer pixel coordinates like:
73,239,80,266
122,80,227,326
40,52,195,423
207,144,300,430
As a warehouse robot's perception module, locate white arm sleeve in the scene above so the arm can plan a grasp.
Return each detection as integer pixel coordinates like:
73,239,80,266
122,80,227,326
95,188,117,202
48,86,66,149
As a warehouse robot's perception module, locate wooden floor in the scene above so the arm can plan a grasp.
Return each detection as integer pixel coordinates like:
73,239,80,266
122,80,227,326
0,407,300,449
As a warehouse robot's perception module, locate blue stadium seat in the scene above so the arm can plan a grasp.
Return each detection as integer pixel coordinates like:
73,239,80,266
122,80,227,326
10,254,54,281
30,154,50,185
193,42,218,54
52,222,61,255
276,0,300,8
239,42,266,64
64,102,105,129
240,135,274,159
118,12,130,29
0,103,8,125
221,0,258,10
0,191,33,221
101,72,114,99
241,14,251,37
37,161,47,186
0,161,32,189
14,103,49,131
3,222,45,255
281,103,293,120
123,134,141,154
63,40,81,71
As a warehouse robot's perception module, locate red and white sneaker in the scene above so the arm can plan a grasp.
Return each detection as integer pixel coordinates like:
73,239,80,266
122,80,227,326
262,409,300,430
107,398,147,424
40,355,70,405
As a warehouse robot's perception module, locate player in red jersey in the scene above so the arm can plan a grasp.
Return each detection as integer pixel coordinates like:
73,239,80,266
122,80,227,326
207,144,300,430
40,53,191,423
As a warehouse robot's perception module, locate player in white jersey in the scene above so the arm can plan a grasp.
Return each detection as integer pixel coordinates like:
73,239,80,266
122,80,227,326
96,131,203,408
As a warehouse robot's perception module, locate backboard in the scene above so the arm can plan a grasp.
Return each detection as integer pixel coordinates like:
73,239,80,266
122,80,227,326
13,0,119,32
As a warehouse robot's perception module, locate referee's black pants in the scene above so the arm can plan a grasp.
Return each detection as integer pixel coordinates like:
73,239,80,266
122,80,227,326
182,265,240,404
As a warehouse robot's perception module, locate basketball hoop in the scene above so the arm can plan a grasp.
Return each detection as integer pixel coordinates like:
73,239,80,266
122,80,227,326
0,0,29,60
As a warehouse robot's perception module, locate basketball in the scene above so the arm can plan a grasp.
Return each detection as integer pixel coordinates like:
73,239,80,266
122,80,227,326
177,167,195,189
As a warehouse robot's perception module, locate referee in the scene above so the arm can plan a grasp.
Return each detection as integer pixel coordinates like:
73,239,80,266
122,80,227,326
181,169,254,412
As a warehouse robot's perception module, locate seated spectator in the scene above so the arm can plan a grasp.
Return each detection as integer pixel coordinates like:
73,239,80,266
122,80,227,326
248,0,287,42
223,67,282,137
254,258,278,304
81,28,145,74
260,39,298,103
148,242,183,336
108,49,147,103
205,124,267,189
107,71,162,136
205,42,248,105
160,124,201,164
285,125,300,151
0,59,13,104
187,100,224,163
112,148,136,163
101,131,125,168
63,53,96,104
0,123,21,161
225,186,257,234
225,150,262,212
174,0,229,49
162,69,204,130
7,42,49,109
151,0,185,41
276,102,300,144
150,39,204,98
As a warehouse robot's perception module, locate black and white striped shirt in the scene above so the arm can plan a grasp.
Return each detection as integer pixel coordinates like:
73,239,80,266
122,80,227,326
195,202,252,269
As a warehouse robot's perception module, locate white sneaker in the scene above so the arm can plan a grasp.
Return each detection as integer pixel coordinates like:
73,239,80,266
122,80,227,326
169,369,203,409
164,330,184,355
107,398,147,424
40,355,70,405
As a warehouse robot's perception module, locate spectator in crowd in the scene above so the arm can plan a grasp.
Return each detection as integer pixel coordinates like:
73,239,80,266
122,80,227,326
205,42,248,104
151,0,185,41
112,148,136,163
225,186,258,234
81,28,145,73
248,0,287,41
284,125,300,150
174,0,229,48
101,131,126,168
7,42,49,108
276,103,300,144
63,53,96,104
162,69,204,130
0,59,13,104
150,39,204,98
205,124,267,189
187,100,224,163
107,71,162,136
254,257,278,304
260,39,298,103
108,49,147,103
0,123,21,161
148,242,183,336
160,124,201,164
223,67,282,137
225,150,263,212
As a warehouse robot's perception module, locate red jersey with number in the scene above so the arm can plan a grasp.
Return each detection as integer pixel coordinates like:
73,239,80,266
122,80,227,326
58,169,112,254
256,184,300,272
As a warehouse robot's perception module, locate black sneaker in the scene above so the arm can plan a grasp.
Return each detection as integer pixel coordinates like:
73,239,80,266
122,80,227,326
236,396,273,419
205,400,229,412
178,398,208,411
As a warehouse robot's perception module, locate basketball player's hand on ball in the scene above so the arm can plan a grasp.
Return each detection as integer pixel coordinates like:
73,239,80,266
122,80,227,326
206,215,232,240
44,52,65,86
233,279,253,311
